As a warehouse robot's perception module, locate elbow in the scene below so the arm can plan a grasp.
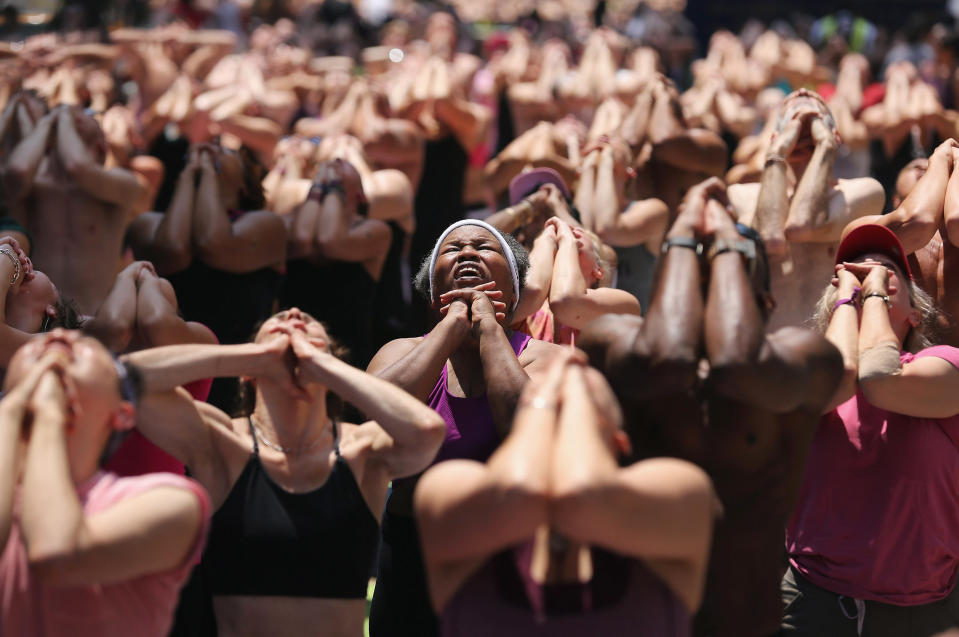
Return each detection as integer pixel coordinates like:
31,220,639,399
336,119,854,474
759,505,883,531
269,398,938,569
289,228,315,260
416,412,448,461
28,546,78,586
153,245,192,275
547,294,582,325
88,316,133,354
137,308,183,346
551,471,611,543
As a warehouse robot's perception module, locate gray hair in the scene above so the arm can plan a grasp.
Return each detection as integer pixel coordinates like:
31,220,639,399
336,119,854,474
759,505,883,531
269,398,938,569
810,279,942,353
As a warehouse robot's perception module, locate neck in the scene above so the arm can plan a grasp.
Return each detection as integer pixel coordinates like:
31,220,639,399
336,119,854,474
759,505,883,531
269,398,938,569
252,382,334,453
68,432,108,486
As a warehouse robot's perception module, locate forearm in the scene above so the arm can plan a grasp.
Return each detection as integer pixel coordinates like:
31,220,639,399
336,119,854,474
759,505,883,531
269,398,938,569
134,277,197,346
643,235,703,372
192,165,230,252
216,115,280,158
705,251,764,368
895,154,950,252
20,405,83,565
55,109,92,175
0,400,22,550
786,142,837,231
943,160,959,248
478,321,529,436
159,172,197,257
824,297,860,410
4,116,53,199
434,97,489,152
87,273,137,352
754,160,789,238
122,342,265,393
858,298,899,352
372,319,466,402
549,237,590,310
598,198,670,247
313,355,441,447
512,239,554,321
591,147,621,236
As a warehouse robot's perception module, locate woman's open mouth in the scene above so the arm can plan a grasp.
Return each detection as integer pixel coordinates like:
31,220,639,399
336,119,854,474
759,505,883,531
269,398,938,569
452,263,487,285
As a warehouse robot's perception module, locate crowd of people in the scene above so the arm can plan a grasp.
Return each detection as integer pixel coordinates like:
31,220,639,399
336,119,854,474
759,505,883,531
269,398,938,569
3,1,959,636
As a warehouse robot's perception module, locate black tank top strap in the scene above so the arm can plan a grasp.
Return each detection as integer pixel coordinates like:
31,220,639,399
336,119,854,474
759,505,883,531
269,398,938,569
332,420,342,458
247,416,260,457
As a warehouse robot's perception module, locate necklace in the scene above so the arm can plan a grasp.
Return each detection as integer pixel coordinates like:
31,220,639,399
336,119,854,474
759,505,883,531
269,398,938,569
249,415,330,455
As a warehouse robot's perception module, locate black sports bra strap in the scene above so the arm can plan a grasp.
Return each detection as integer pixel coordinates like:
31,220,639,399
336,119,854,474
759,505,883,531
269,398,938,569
247,416,260,456
332,420,341,458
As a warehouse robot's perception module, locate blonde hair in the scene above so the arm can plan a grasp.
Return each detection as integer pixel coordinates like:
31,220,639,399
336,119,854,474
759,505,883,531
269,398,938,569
810,280,942,353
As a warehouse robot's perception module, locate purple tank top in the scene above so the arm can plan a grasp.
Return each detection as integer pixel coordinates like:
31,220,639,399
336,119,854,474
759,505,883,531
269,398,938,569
441,543,690,637
428,331,532,464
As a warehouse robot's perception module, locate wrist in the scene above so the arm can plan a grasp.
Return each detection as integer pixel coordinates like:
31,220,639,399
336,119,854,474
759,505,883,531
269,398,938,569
476,316,504,336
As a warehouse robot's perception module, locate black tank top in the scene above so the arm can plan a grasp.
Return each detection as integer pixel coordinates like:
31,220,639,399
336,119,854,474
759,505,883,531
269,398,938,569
202,419,379,598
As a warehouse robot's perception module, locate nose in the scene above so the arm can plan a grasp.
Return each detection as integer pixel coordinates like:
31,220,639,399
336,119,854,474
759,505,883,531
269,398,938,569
457,244,479,259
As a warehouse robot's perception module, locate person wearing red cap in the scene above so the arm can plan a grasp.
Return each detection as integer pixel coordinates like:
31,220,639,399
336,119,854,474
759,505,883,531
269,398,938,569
783,223,959,635
580,178,843,637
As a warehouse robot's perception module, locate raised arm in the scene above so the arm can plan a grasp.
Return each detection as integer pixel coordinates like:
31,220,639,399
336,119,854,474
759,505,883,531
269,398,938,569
291,331,444,479
859,140,955,253
856,263,959,418
548,221,640,330
55,108,145,209
511,222,557,323
134,271,217,348
3,110,55,202
550,365,714,612
637,180,711,397
0,354,58,551
415,356,568,610
84,262,147,353
704,198,843,414
753,117,799,253
367,307,470,403
310,170,391,274
785,118,884,242
191,151,287,273
125,152,198,274
19,371,205,587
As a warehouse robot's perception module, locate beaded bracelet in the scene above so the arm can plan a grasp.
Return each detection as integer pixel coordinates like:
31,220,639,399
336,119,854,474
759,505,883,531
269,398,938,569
0,247,20,287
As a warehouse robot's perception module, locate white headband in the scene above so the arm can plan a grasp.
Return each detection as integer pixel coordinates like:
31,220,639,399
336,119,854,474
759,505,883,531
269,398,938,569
428,219,520,312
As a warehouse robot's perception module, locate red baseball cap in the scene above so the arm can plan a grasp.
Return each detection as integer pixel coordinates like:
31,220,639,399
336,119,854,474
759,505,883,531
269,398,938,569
509,168,571,206
834,223,913,280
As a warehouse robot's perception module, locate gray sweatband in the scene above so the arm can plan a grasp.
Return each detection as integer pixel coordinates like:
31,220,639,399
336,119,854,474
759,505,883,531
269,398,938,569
858,341,902,382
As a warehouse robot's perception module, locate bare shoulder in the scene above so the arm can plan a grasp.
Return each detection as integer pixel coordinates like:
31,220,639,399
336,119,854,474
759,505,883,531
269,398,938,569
834,177,885,210
518,338,567,371
367,336,425,373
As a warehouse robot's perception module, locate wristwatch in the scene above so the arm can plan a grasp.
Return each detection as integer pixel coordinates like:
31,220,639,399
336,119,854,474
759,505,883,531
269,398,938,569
706,238,756,263
308,180,345,202
661,236,703,256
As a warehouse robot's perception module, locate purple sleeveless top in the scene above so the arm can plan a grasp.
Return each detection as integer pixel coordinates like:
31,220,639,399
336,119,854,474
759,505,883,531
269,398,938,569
441,543,690,637
428,331,532,464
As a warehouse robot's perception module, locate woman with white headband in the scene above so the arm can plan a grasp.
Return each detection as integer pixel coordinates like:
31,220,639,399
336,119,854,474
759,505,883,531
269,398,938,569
367,219,564,637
